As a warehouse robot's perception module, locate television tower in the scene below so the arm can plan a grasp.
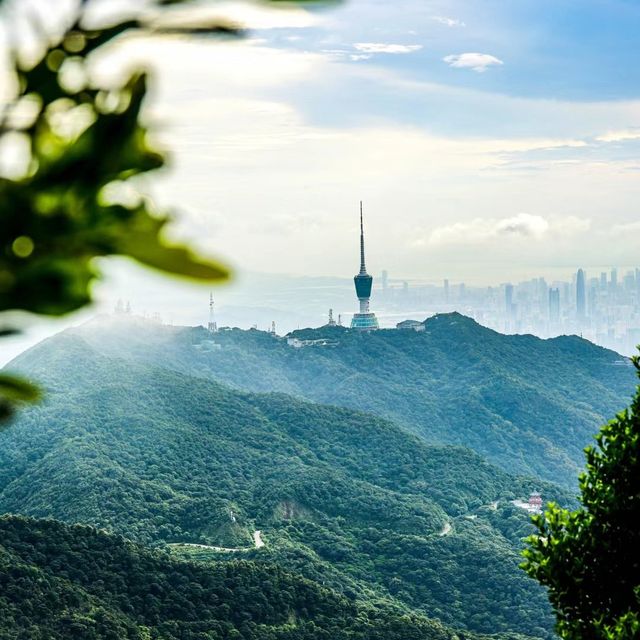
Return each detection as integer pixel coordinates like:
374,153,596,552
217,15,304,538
350,202,379,330
208,293,217,333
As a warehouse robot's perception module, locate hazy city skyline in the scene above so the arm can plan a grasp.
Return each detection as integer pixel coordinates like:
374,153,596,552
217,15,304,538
4,260,640,366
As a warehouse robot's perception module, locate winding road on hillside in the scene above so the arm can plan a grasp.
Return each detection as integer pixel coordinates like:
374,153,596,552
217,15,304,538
174,498,509,553
170,530,265,553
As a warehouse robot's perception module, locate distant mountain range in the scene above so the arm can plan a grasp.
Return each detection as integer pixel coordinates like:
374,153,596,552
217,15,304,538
46,312,636,487
0,319,583,638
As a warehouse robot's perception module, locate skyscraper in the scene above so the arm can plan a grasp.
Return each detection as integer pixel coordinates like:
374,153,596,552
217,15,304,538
350,202,379,330
381,270,388,292
576,268,586,321
549,288,560,323
504,283,516,331
505,283,514,313
588,281,598,318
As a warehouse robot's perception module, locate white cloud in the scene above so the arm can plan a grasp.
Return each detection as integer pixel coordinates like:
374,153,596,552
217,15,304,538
552,216,592,234
596,129,640,143
426,214,589,246
353,43,423,54
443,52,503,72
428,214,547,246
91,38,322,91
496,213,549,237
431,16,466,27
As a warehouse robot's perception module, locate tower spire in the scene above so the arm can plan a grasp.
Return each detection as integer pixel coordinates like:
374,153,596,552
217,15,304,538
359,201,367,275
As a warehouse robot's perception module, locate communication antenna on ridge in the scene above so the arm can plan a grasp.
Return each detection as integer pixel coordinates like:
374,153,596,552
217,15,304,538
270,320,276,335
328,308,336,326
208,292,217,333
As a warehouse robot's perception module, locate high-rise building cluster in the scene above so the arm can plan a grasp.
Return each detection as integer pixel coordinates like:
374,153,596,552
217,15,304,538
376,267,640,355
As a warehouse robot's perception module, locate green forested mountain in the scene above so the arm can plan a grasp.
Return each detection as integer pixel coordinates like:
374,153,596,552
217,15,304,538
0,515,481,640
1,326,571,638
52,313,635,487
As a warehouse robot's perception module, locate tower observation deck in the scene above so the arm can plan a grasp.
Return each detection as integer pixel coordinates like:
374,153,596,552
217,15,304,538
351,202,379,330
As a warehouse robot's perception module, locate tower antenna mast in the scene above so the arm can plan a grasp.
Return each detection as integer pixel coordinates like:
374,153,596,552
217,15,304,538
359,201,367,275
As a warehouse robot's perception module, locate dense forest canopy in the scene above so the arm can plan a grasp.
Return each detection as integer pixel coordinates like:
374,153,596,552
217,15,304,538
0,321,576,638
2,515,489,640
32,313,636,488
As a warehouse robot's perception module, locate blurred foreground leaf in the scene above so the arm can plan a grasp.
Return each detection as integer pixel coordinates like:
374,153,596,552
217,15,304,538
0,373,40,422
0,0,338,420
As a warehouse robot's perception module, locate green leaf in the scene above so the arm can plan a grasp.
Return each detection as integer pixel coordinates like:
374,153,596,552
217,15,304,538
117,230,230,281
0,373,41,402
152,21,245,37
78,20,142,57
0,372,41,422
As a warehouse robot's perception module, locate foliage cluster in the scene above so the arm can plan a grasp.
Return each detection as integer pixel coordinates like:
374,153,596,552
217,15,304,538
0,0,235,417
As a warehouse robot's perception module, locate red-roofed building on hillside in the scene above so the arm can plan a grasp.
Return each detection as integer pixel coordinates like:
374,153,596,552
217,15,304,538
529,492,543,512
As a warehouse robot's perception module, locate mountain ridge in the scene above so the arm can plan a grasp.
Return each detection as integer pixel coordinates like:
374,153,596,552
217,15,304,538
1,325,570,637
16,312,633,487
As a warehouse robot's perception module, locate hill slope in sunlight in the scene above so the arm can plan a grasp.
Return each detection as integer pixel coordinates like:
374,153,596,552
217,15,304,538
0,324,573,638
35,312,636,487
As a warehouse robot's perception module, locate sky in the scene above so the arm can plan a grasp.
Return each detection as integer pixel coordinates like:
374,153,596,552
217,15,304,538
102,0,640,284
2,0,640,359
